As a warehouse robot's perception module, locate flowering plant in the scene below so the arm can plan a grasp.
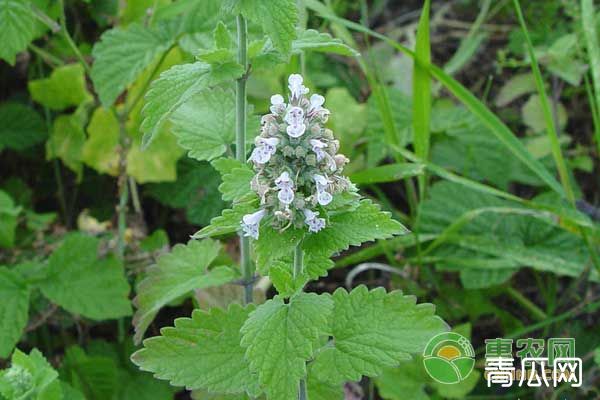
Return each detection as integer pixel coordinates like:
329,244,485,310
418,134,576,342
241,74,351,239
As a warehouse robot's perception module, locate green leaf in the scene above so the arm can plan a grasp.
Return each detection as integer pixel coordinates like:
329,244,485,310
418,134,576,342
0,102,46,151
133,239,236,344
46,113,86,179
170,88,258,161
494,73,536,107
306,376,343,400
349,163,424,185
0,190,20,248
303,199,408,258
38,234,132,320
311,286,447,384
132,305,260,396
413,0,431,198
375,363,430,400
82,107,120,175
218,163,254,202
141,61,244,147
214,21,233,49
326,87,367,154
0,0,36,65
28,64,93,111
292,29,358,56
192,197,259,239
60,346,118,400
227,0,298,55
418,182,599,281
0,267,29,358
146,158,226,225
241,293,333,400
0,348,62,400
91,22,177,107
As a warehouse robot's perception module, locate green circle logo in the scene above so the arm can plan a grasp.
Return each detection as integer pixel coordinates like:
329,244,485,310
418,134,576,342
423,332,475,384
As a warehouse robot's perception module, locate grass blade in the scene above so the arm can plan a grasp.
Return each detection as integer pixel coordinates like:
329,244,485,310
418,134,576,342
581,0,600,157
304,2,565,198
513,0,574,203
349,163,424,184
413,0,431,200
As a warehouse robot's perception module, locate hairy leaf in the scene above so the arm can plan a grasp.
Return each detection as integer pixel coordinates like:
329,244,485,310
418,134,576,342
91,22,177,107
226,0,298,55
0,0,36,65
141,61,244,147
241,293,333,400
192,197,258,239
0,348,62,399
311,286,447,384
133,239,235,343
170,88,259,161
0,267,29,357
39,234,131,320
132,305,260,396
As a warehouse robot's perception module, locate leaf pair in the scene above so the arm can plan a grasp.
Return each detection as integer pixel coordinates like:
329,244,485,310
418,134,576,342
132,286,447,400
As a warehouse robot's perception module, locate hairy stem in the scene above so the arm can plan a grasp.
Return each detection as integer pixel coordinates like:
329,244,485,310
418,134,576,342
236,15,253,305
294,243,307,400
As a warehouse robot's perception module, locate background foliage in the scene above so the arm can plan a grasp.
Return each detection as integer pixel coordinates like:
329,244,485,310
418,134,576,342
1,0,600,399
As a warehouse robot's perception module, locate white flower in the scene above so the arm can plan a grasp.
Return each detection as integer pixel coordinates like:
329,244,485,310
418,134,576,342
310,139,327,161
241,209,266,239
270,94,285,114
288,74,309,100
303,209,326,233
275,171,295,205
309,94,325,113
286,123,306,138
313,174,333,205
249,137,279,164
284,106,304,125
313,174,330,188
317,190,332,205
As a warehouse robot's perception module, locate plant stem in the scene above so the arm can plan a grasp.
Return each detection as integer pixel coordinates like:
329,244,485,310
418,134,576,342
298,378,308,400
116,114,130,259
58,0,92,76
236,15,253,305
294,243,307,399
294,243,304,279
504,286,547,322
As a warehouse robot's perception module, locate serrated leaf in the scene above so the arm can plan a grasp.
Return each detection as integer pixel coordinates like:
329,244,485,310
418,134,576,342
241,293,333,400
292,29,358,56
0,190,20,248
141,61,244,147
38,234,131,320
170,88,259,161
91,22,177,106
192,197,258,239
227,0,298,55
0,102,46,151
132,305,260,395
0,267,29,358
82,107,120,175
311,286,447,384
214,21,233,49
0,0,36,65
133,239,236,344
28,64,93,111
219,165,254,202
0,348,62,400
303,199,408,257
